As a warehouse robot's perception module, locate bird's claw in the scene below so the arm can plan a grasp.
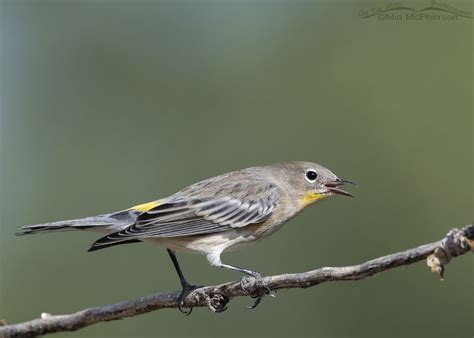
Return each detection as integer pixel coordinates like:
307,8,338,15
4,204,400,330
239,272,275,309
207,293,229,313
177,283,201,315
247,293,264,309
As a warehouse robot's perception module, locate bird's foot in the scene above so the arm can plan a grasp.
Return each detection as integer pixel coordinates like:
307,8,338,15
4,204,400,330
177,283,201,315
239,272,275,309
206,293,230,313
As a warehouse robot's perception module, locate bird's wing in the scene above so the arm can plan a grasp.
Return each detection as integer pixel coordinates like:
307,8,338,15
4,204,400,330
89,179,279,250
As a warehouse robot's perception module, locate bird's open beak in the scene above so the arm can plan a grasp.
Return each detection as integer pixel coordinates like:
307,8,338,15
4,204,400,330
324,178,356,197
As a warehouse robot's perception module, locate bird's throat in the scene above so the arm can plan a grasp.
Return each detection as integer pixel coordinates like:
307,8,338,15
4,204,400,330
299,192,326,208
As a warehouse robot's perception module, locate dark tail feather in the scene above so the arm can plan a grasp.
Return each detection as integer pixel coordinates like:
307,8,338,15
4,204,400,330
18,210,141,251
87,238,143,252
17,223,97,235
17,218,108,236
16,213,131,236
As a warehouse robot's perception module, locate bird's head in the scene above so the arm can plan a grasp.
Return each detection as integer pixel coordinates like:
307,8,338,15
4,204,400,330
272,161,356,208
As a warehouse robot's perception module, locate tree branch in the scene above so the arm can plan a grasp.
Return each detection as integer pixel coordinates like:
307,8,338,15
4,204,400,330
1,224,472,338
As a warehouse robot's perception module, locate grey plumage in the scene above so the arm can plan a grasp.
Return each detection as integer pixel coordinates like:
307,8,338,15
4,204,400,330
90,175,280,250
18,162,351,255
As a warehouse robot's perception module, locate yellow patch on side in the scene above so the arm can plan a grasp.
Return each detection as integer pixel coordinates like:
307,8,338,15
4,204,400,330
129,200,161,212
299,192,326,208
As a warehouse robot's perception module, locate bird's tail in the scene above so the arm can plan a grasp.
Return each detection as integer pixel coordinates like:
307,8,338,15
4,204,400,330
17,211,136,236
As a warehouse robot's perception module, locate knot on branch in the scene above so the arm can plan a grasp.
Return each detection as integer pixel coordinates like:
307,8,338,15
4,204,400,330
427,224,474,279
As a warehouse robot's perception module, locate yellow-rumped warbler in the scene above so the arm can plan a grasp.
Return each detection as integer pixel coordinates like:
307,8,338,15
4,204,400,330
19,161,354,312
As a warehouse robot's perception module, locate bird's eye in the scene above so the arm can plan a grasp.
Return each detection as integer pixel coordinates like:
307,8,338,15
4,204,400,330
305,170,318,182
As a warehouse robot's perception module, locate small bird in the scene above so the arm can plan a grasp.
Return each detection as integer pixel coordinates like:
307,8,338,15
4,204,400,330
18,161,354,313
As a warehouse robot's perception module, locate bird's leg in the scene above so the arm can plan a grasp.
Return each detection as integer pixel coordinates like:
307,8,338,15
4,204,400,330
218,263,261,278
167,248,199,315
217,262,274,309
218,263,262,285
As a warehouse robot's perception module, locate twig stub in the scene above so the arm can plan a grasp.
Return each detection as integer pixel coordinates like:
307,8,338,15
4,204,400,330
426,225,474,279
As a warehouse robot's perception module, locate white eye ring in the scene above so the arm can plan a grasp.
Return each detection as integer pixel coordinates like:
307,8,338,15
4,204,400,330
305,169,318,183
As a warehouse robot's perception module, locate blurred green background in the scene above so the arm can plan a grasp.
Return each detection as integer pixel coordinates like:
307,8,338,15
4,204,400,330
0,0,472,337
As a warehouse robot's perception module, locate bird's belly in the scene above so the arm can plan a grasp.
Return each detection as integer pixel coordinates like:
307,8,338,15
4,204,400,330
146,228,261,256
